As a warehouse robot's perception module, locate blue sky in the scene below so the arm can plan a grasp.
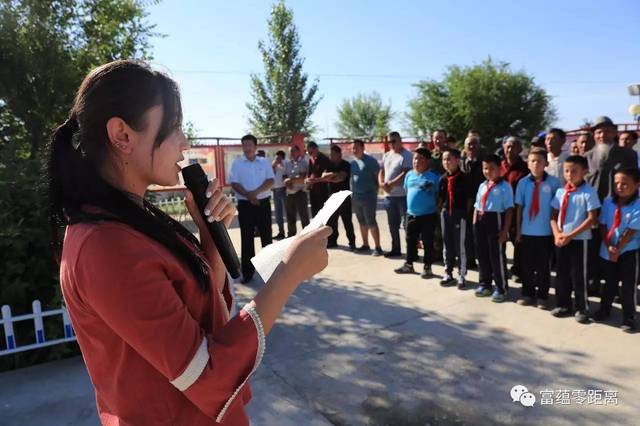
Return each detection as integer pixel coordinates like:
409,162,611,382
147,0,640,140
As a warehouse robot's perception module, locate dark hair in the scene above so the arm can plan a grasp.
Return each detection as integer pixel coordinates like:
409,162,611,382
565,155,589,170
330,144,342,154
443,148,461,159
388,131,401,140
433,129,447,137
307,141,318,149
613,168,640,205
276,150,286,158
241,134,258,145
414,147,431,159
353,139,365,148
547,127,566,140
256,149,266,157
620,131,639,142
447,135,457,145
528,147,548,159
46,60,211,292
482,154,502,167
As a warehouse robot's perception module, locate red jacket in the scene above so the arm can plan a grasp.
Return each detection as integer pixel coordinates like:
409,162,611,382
60,221,264,425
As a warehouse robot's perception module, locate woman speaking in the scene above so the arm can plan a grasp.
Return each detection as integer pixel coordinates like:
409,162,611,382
46,60,330,425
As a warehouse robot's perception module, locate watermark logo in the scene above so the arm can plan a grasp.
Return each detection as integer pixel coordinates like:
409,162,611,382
511,385,537,407
510,386,619,407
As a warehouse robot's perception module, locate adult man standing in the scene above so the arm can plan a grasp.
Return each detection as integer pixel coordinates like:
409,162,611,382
430,129,448,175
379,131,412,257
351,139,383,256
271,150,287,240
586,116,638,200
500,136,528,279
284,144,310,237
584,117,638,295
229,134,275,283
545,128,569,185
460,133,484,270
306,141,332,217
576,131,595,156
324,144,356,249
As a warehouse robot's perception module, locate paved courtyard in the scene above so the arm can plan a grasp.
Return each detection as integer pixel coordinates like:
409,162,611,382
1,205,638,425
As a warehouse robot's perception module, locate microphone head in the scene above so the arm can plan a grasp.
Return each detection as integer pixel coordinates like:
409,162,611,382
181,163,207,190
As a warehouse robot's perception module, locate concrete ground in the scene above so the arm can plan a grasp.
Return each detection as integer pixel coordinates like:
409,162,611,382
1,204,639,425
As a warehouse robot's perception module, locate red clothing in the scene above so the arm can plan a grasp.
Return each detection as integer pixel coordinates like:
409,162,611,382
60,221,265,425
501,158,528,191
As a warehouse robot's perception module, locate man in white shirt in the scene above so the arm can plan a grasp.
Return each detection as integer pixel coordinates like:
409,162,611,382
284,145,310,237
545,128,568,185
378,131,412,257
271,150,287,240
229,134,275,283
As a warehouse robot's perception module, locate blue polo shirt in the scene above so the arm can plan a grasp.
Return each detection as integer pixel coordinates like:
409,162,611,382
599,197,640,260
404,169,439,216
550,182,601,240
351,154,380,198
515,173,561,236
473,179,514,213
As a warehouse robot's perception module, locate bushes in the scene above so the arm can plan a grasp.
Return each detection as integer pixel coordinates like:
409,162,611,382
0,150,79,371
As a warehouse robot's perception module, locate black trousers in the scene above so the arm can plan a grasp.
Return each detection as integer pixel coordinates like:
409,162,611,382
465,210,477,266
519,235,553,299
286,191,310,237
440,209,467,277
310,187,329,217
237,198,273,279
475,212,508,293
327,196,356,246
555,239,589,312
588,229,604,290
406,213,437,266
601,250,638,321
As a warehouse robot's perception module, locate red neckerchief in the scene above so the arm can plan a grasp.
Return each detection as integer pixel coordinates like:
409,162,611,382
480,178,502,214
446,171,460,215
605,202,623,246
559,183,579,229
528,173,546,221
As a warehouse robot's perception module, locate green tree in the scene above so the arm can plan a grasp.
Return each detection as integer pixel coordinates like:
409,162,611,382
407,58,556,149
0,0,158,159
0,0,158,370
336,92,392,139
247,1,320,140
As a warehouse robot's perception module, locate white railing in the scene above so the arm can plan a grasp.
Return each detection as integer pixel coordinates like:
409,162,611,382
0,301,76,356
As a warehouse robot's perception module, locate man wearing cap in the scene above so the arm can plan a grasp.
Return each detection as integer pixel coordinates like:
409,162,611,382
584,116,637,295
585,116,638,201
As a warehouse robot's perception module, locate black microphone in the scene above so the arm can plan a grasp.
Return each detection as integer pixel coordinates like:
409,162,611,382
181,164,241,279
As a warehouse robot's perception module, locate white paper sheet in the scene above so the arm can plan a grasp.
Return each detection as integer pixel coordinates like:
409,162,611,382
251,190,352,282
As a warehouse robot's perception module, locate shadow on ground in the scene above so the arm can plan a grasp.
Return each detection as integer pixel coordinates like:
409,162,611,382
243,275,628,426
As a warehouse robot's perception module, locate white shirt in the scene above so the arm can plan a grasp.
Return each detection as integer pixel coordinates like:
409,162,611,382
272,160,287,189
545,151,568,185
229,155,275,200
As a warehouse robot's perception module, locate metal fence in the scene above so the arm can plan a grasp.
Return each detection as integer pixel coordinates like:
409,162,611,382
0,301,76,356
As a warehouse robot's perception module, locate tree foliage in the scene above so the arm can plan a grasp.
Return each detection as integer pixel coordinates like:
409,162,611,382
336,92,392,139
407,58,556,149
247,1,320,140
0,0,158,158
0,0,158,370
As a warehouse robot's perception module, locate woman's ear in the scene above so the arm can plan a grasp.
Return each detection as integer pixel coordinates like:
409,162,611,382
106,117,133,154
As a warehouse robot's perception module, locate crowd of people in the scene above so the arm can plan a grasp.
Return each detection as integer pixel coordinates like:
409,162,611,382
229,116,640,333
